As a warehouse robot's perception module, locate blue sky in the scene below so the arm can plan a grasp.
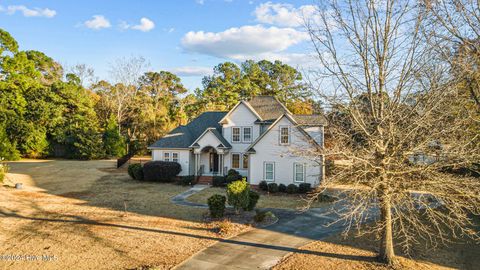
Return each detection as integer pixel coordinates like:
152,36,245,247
0,0,318,90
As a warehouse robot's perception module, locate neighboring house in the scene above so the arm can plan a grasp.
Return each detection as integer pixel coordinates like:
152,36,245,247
148,96,326,186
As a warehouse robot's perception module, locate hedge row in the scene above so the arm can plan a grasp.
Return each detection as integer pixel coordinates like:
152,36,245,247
258,181,311,194
127,161,181,182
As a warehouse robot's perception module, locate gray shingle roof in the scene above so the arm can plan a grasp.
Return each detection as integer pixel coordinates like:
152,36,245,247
293,114,328,126
210,128,232,148
246,96,290,121
149,111,227,149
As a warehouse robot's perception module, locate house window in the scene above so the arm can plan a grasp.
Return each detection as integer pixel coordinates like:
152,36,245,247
232,127,241,142
242,154,249,169
164,152,170,161
243,127,252,142
264,162,275,181
294,163,305,182
172,152,179,162
232,153,240,169
280,126,290,145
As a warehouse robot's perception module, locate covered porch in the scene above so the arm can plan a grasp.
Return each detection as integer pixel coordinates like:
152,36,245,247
192,145,229,176
189,127,232,177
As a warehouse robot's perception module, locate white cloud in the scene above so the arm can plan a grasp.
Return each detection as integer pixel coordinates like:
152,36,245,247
84,15,111,30
181,25,308,59
131,17,155,32
121,18,155,32
196,0,205,5
3,5,56,18
253,2,319,27
169,66,212,77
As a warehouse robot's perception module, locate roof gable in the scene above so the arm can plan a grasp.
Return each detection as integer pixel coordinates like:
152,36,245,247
246,113,321,153
189,128,232,148
219,101,262,124
148,111,227,149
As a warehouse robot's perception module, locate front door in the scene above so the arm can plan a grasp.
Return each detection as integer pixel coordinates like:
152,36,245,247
209,153,219,173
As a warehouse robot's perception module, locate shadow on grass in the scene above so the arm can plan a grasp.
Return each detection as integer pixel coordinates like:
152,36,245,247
5,160,480,270
0,210,375,263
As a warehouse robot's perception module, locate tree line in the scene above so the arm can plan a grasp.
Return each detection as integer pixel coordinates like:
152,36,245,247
0,29,316,160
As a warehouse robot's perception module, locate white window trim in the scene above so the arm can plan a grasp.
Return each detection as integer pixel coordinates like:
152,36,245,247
230,152,250,170
242,154,249,169
231,153,241,169
172,152,179,162
242,126,252,143
232,127,241,143
263,161,275,182
293,163,306,183
164,152,170,162
279,126,290,145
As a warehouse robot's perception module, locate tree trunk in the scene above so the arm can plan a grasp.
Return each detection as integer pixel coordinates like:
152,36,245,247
378,194,396,265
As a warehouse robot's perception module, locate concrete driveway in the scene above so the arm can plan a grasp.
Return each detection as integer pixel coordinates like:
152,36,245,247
175,206,348,270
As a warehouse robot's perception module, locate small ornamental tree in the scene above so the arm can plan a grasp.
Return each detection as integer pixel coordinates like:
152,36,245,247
226,179,250,214
208,194,226,218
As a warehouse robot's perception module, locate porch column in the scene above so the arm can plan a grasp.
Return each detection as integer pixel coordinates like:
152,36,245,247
194,153,199,175
219,154,223,175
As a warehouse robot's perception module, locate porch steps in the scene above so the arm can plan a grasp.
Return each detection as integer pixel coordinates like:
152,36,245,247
197,176,213,185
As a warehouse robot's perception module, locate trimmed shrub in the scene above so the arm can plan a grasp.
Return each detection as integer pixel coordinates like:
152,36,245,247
133,166,144,180
227,169,239,176
267,183,279,193
212,176,226,187
259,180,268,191
254,209,267,222
254,210,275,223
286,184,298,194
225,169,242,184
143,161,181,182
278,184,287,193
244,190,260,211
227,180,250,213
127,163,141,179
226,173,242,184
208,194,226,218
177,175,195,186
298,183,312,193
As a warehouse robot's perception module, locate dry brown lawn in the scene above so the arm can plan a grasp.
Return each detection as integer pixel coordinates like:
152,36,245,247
187,187,328,209
273,227,480,270
0,159,250,270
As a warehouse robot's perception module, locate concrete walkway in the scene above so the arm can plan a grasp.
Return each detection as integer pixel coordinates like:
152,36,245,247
171,184,210,208
171,185,352,269
175,205,347,270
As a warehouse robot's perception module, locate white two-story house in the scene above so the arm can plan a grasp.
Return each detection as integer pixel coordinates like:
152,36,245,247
148,96,326,186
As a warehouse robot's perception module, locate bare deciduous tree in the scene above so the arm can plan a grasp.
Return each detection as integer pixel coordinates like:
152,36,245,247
69,63,98,87
425,0,480,109
94,56,149,134
299,0,480,265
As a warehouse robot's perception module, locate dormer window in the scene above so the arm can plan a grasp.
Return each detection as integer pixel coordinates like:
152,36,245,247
280,126,290,145
232,127,241,142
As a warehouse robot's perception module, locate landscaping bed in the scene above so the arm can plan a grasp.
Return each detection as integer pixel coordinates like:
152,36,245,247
187,186,330,209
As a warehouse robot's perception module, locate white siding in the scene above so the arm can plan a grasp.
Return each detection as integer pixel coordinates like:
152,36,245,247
195,130,222,149
222,103,259,176
249,117,322,187
151,149,191,176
